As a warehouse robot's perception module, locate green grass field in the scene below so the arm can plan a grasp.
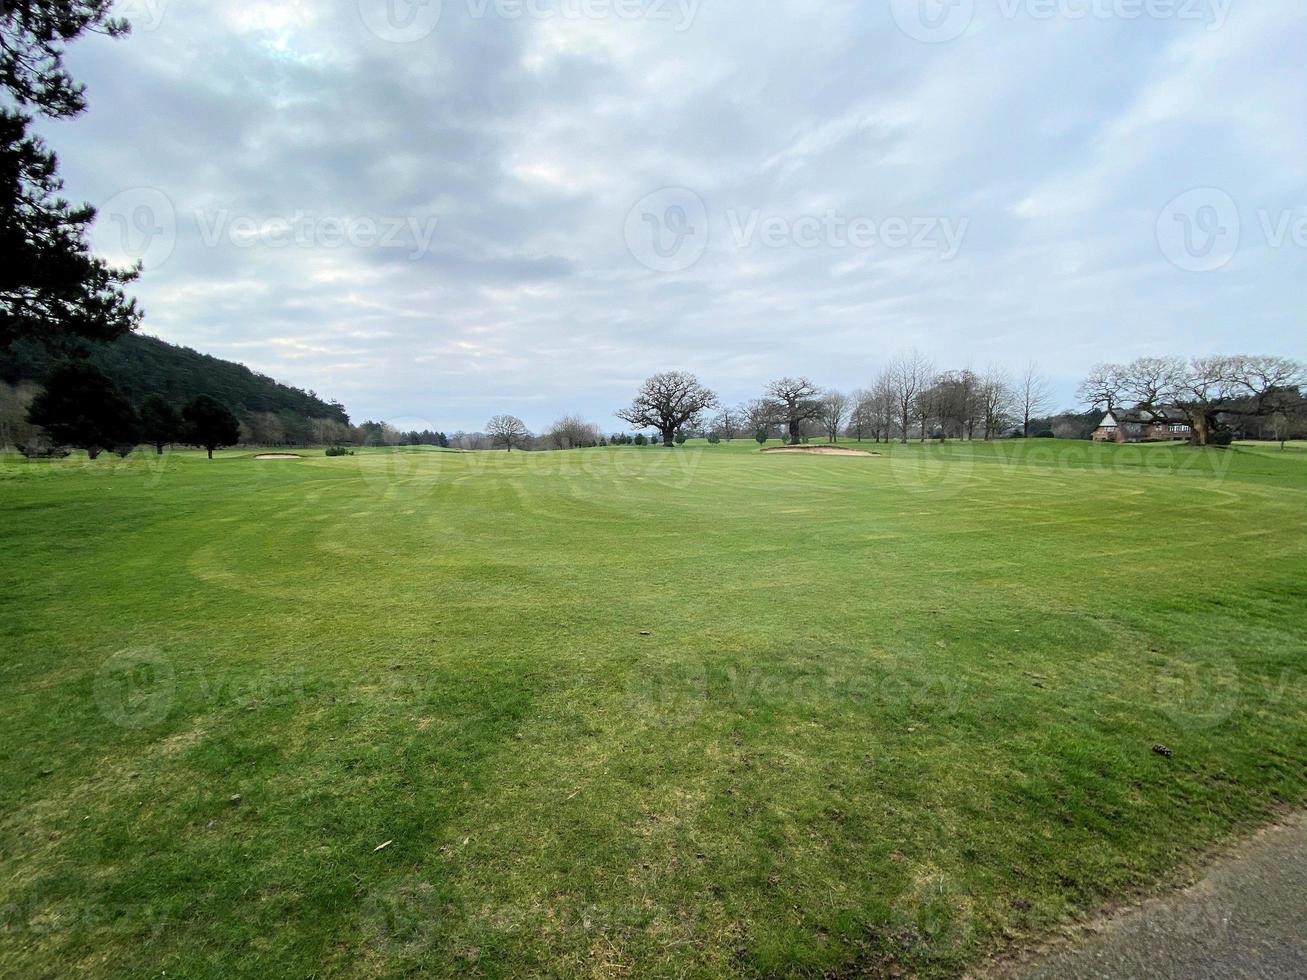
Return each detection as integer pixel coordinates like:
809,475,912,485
3,440,1305,977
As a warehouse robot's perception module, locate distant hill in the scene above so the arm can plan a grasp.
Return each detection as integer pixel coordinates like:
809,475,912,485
2,333,350,435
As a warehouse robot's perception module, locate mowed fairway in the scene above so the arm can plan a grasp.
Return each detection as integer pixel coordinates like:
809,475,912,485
2,441,1306,977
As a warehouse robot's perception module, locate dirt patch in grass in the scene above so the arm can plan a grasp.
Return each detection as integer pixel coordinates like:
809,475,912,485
254,453,304,460
760,445,882,457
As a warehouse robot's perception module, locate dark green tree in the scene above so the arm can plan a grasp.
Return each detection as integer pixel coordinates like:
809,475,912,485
26,360,138,459
1,1,141,349
183,395,241,459
138,393,179,454
2,1,130,117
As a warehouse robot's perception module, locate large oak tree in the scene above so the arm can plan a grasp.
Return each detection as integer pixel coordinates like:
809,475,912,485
765,377,822,445
487,414,530,452
617,372,717,448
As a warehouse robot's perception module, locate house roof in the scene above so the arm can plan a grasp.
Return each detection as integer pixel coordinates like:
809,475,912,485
1101,406,1190,426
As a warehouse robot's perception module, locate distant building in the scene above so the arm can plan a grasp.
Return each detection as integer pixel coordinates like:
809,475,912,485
1092,407,1192,443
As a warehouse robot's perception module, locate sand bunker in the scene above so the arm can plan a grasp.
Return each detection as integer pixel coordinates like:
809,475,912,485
254,453,303,460
761,446,882,457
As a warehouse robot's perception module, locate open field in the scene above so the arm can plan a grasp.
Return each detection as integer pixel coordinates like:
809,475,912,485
2,440,1306,977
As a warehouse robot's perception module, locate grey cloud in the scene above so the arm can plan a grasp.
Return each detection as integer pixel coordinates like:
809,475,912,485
34,0,1307,429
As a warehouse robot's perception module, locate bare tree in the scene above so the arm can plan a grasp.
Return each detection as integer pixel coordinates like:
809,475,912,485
912,379,940,442
1229,355,1307,416
616,371,718,448
1267,401,1305,450
1077,363,1128,412
486,414,530,452
713,404,742,441
546,415,601,449
847,388,872,441
1165,356,1233,446
765,377,823,445
743,398,778,441
850,385,893,442
926,370,979,440
1112,355,1222,445
1113,354,1305,446
1019,361,1052,438
979,366,1015,439
817,391,850,443
888,351,932,443
1120,356,1186,409
871,371,897,443
451,430,490,450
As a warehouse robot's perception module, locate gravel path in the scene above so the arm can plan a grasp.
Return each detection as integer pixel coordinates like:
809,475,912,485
1011,814,1307,979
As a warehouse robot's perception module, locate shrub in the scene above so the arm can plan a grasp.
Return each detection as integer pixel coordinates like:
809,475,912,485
1210,428,1235,448
16,442,70,459
707,433,721,445
633,434,648,446
755,429,768,445
674,431,688,445
325,446,354,457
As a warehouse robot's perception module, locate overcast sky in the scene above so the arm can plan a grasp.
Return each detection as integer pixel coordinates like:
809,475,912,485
46,0,1307,431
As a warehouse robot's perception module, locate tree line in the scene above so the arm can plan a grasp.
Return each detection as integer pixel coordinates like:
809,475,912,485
2,334,349,427
402,355,1306,457
608,362,1067,448
14,353,1302,461
423,369,1021,452
604,356,1304,449
18,361,242,459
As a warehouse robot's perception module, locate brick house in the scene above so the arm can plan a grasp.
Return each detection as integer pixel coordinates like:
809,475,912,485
1092,407,1192,443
